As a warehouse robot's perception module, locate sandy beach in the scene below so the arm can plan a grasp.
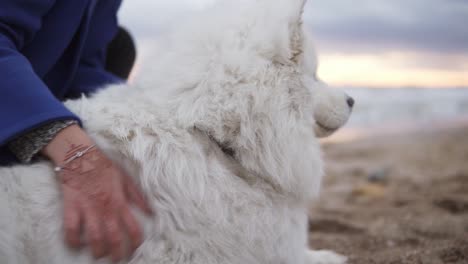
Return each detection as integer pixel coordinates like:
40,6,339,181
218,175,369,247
309,122,468,263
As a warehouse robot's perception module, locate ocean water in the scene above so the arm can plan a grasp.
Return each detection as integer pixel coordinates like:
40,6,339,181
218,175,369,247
342,88,468,128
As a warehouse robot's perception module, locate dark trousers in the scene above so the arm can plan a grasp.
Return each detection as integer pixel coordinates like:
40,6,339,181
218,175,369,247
106,27,136,80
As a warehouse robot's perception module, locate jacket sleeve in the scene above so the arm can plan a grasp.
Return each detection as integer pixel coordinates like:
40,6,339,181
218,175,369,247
0,0,80,146
70,0,124,96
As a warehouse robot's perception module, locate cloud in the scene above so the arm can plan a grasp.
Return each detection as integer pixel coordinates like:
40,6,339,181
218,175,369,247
118,0,468,87
119,0,468,55
118,0,216,39
305,0,468,54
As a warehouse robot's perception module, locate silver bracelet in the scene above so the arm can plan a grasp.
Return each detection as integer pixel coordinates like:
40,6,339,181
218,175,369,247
54,144,96,172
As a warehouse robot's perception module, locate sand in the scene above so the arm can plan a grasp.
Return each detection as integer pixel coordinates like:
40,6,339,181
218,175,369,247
309,122,468,264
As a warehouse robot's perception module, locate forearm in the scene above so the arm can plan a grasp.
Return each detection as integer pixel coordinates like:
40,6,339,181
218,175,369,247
40,124,95,166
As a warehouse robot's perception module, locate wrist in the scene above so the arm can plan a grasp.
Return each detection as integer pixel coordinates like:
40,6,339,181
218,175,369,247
41,124,94,166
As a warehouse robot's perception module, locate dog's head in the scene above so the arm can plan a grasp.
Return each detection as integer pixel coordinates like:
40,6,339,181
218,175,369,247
142,0,353,197
255,0,354,138
163,0,353,139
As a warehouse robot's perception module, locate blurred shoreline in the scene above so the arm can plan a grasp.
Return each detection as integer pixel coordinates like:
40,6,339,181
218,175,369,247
322,115,468,144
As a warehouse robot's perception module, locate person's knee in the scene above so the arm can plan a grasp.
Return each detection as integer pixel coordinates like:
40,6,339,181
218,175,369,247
106,27,136,80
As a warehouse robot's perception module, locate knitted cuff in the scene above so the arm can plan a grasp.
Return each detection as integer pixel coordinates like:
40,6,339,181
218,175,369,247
8,120,79,163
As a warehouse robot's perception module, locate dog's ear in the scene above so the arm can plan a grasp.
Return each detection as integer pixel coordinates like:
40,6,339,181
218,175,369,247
289,0,307,62
264,0,307,64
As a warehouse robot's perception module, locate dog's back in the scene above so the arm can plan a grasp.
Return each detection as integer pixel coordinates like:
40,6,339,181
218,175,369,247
0,118,311,264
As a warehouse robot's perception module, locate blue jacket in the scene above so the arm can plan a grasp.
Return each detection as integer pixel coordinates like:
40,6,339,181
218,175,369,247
0,0,123,164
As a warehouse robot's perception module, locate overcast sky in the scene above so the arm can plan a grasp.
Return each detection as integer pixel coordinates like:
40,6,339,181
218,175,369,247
119,0,468,88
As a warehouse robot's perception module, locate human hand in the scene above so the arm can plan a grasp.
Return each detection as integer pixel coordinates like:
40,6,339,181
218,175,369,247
42,125,152,262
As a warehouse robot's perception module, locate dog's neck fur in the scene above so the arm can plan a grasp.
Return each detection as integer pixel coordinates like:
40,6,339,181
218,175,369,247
199,127,236,157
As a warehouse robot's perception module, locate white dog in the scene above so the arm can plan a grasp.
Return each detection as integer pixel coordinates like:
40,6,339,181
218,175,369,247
0,0,353,263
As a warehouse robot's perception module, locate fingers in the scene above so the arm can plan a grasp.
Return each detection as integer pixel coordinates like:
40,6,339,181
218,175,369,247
120,207,143,252
86,208,143,262
84,210,106,259
63,204,82,249
124,175,153,215
104,215,125,262
60,166,150,262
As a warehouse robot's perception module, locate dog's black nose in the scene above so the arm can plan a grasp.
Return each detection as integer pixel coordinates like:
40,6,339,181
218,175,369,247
346,96,355,108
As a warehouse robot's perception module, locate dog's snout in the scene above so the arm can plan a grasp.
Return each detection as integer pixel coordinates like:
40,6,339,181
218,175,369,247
346,96,355,108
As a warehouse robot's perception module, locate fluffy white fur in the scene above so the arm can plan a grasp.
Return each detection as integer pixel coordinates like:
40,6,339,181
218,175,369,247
0,0,352,263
